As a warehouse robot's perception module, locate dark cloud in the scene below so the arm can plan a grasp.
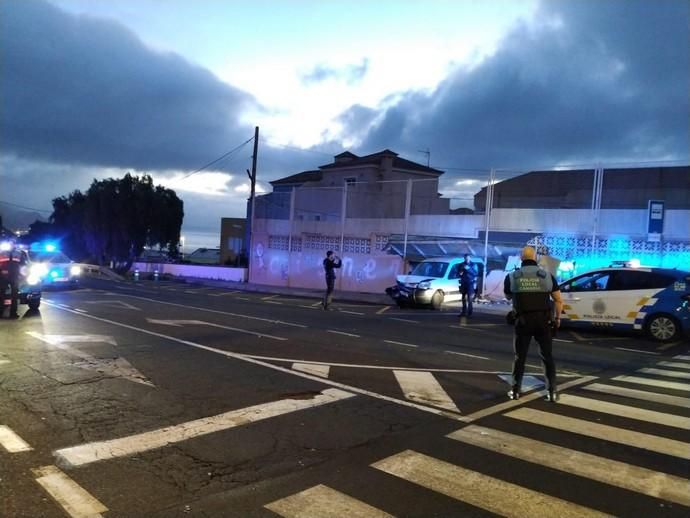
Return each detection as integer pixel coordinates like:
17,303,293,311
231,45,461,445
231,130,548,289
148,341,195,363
0,0,256,171
346,0,689,170
301,58,369,86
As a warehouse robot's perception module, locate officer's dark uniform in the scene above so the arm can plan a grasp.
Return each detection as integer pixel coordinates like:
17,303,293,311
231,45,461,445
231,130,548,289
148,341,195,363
0,249,21,318
322,252,341,310
504,259,559,401
459,258,478,317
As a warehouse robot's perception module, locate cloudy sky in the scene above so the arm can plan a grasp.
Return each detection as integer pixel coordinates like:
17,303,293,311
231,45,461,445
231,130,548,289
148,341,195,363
1,0,688,241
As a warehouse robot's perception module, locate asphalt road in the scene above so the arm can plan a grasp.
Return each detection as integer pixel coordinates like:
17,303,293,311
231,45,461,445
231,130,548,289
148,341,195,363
1,277,689,517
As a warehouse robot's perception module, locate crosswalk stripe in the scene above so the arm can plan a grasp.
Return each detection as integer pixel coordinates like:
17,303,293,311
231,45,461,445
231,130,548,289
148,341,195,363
583,383,690,408
557,394,690,430
393,371,460,413
0,359,10,366
372,450,611,518
672,355,690,361
448,425,690,507
612,375,690,392
506,408,690,460
0,425,33,452
658,361,690,370
291,363,330,378
33,465,108,518
638,367,690,380
265,484,393,518
55,388,354,467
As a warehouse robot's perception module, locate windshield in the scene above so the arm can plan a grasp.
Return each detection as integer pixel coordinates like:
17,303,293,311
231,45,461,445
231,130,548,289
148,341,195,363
29,251,72,263
411,261,449,278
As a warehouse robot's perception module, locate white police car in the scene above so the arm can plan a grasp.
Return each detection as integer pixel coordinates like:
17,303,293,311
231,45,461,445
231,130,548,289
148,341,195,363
559,263,690,342
386,256,482,309
28,243,81,288
0,242,43,310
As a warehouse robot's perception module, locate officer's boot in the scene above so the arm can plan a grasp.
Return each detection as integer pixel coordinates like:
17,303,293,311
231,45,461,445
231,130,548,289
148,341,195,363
507,386,521,400
545,389,558,402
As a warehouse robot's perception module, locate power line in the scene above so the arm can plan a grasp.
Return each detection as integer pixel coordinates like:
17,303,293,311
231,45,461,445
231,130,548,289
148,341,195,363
173,136,255,184
0,199,52,214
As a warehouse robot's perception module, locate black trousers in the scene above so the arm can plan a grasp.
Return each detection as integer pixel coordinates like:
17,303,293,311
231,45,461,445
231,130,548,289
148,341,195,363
323,275,335,307
460,284,474,315
511,312,556,392
1,279,18,317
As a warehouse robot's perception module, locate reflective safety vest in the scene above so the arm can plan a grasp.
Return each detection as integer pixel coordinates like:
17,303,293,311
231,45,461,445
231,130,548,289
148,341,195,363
509,264,553,313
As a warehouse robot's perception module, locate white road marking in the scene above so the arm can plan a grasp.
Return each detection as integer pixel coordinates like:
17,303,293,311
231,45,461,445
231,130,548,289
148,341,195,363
265,484,393,518
25,333,118,347
339,310,364,315
638,367,690,380
553,338,573,343
449,425,690,507
372,450,611,518
237,296,251,301
26,332,154,387
83,300,141,311
393,370,460,413
557,394,690,430
613,375,690,392
300,305,320,310
376,306,391,314
444,350,490,360
449,325,487,332
583,383,690,408
209,291,241,297
0,425,33,452
0,359,10,366
146,318,287,341
327,330,360,338
384,339,418,348
507,408,690,460
292,363,330,378
389,317,419,323
525,363,542,370
264,300,284,305
673,355,690,361
55,389,354,467
73,308,88,313
614,347,660,355
262,294,280,300
658,361,690,370
498,374,543,392
33,465,108,518
311,302,323,307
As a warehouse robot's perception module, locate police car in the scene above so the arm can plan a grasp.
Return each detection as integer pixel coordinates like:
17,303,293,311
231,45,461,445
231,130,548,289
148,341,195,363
386,256,482,309
28,242,81,288
0,241,43,311
559,262,690,342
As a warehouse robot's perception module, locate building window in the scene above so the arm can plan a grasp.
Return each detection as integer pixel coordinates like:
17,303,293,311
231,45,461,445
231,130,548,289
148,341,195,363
345,177,357,187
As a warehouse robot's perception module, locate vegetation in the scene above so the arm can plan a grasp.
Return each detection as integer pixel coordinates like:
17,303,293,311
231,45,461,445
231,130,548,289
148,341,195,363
26,174,183,273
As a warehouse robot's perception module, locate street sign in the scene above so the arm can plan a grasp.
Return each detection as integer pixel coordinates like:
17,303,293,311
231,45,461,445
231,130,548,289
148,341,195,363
647,200,664,242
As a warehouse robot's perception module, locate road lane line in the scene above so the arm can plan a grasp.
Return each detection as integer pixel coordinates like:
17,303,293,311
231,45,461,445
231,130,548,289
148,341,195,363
384,339,419,348
237,296,251,301
299,305,320,310
292,363,330,378
448,425,690,507
376,306,391,314
0,359,10,366
146,319,287,341
55,389,354,468
658,361,690,370
265,484,393,518
33,465,108,518
264,300,284,305
557,394,690,430
638,367,690,380
327,330,360,338
371,450,611,518
673,355,690,361
339,310,364,315
614,347,660,355
506,408,690,460
583,383,690,408
613,375,690,392
393,371,460,413
444,350,489,360
262,294,280,300
0,426,33,452
389,317,419,323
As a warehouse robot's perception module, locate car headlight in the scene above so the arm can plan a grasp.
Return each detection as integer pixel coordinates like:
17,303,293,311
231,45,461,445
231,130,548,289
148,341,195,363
27,274,41,286
70,265,81,276
30,263,49,278
418,281,431,290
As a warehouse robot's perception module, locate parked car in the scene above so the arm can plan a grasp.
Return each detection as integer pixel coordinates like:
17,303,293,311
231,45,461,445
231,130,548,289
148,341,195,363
28,243,81,288
0,243,42,310
386,256,483,309
558,264,690,342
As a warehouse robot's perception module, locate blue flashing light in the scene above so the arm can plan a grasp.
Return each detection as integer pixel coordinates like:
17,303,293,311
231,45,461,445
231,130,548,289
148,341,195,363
50,270,58,278
45,243,57,252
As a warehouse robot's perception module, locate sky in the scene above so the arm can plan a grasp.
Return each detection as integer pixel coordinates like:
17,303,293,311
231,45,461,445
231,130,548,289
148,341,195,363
1,0,688,239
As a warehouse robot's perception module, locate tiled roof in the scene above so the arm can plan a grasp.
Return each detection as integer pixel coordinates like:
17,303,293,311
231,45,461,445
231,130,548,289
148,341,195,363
319,149,444,175
270,170,323,186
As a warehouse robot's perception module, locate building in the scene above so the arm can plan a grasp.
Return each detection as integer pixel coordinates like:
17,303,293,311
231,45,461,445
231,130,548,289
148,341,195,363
220,217,246,265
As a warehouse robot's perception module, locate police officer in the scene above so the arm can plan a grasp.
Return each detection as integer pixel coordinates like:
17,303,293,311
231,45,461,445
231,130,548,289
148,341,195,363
504,246,563,402
458,253,478,317
322,250,341,310
0,242,22,318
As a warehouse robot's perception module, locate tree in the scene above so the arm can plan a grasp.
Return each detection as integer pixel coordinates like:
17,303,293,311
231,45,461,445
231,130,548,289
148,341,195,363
44,174,183,272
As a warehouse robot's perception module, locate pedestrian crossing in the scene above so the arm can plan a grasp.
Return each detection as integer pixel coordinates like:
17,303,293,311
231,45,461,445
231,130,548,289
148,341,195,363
264,354,690,516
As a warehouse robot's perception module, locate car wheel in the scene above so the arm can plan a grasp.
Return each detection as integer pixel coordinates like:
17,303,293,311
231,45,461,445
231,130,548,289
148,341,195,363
396,300,407,308
28,299,41,310
646,314,679,342
431,290,444,310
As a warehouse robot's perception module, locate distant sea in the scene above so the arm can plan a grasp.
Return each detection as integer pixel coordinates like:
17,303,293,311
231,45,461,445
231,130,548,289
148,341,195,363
180,229,221,253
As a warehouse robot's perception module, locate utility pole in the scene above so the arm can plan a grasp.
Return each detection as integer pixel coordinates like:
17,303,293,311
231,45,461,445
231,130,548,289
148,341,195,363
418,148,431,167
245,126,259,280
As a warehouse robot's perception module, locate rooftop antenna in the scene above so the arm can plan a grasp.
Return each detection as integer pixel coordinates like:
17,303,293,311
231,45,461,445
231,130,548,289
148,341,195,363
418,148,431,167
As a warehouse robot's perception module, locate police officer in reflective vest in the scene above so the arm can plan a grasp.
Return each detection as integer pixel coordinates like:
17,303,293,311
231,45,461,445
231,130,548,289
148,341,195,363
504,246,563,402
